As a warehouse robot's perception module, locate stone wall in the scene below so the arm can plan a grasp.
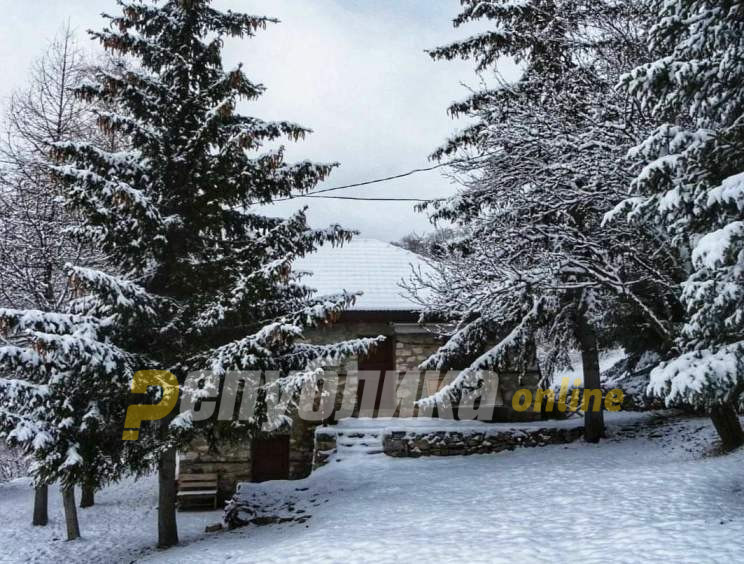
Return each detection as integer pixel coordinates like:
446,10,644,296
179,437,253,502
306,324,543,422
383,425,583,458
179,415,317,499
394,332,440,373
288,418,315,480
312,422,584,468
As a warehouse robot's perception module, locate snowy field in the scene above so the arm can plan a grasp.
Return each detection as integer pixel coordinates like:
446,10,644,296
2,412,743,563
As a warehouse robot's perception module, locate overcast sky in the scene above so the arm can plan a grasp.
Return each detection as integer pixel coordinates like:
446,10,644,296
0,0,517,242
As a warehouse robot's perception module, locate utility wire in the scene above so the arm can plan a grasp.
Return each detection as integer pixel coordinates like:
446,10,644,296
271,151,495,203
302,195,440,202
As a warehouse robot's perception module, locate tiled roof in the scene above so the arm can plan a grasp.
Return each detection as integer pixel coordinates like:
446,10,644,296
295,238,433,311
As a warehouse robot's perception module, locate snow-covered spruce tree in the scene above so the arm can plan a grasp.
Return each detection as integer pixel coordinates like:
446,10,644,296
0,28,117,528
43,0,378,548
617,0,744,449
411,0,682,441
0,308,141,541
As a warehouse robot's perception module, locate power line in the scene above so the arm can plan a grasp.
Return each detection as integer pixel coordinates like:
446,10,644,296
302,195,441,202
271,151,495,203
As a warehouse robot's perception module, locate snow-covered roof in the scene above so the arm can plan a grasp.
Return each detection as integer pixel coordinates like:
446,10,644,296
295,238,432,312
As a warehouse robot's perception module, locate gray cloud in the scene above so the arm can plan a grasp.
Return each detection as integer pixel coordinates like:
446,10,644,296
1,0,518,241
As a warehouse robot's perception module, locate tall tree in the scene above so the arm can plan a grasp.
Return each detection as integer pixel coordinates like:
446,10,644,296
0,27,104,530
19,0,379,548
412,0,682,440
617,0,744,449
0,27,92,312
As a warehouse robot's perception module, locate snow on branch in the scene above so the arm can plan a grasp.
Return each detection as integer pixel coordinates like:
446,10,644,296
649,342,744,406
418,297,543,408
280,336,387,371
691,221,744,270
67,265,167,316
207,321,304,375
0,308,107,338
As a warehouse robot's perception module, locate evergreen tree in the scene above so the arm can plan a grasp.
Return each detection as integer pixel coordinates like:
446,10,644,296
0,27,120,530
0,295,140,541
618,0,744,449
2,0,378,547
413,0,682,440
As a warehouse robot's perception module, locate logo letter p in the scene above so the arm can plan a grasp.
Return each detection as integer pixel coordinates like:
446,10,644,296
122,370,180,440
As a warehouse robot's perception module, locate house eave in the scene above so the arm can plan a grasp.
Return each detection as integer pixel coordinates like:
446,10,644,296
338,310,422,323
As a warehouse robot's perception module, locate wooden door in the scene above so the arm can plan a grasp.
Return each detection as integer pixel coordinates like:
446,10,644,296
252,435,290,482
357,337,396,414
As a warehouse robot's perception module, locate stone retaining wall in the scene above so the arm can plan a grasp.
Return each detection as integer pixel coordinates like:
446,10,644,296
383,426,584,457
312,423,584,468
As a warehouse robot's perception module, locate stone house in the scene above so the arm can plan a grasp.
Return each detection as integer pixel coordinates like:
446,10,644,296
179,239,541,500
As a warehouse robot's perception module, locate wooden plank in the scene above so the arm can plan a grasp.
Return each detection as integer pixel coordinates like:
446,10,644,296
177,490,218,496
179,482,218,489
179,477,218,484
179,473,218,480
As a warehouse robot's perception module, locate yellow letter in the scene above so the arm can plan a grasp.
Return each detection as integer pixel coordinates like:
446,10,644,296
512,389,533,412
605,389,624,412
534,388,555,412
122,370,180,440
568,379,581,411
581,389,603,412
556,377,570,412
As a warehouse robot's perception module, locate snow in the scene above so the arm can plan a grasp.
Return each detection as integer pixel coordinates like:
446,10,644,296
0,475,222,563
691,221,744,269
649,343,744,404
60,445,83,470
2,413,744,563
708,172,744,211
295,238,434,311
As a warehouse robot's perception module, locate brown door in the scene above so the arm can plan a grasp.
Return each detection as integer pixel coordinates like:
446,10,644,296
252,436,290,482
357,337,396,414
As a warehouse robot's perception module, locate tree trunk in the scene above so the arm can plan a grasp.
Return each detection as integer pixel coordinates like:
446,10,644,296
576,312,605,443
61,485,80,541
158,444,179,548
32,484,48,526
710,403,744,451
80,481,95,508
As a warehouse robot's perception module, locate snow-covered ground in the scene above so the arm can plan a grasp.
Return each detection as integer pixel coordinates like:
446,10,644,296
2,412,743,563
0,474,222,563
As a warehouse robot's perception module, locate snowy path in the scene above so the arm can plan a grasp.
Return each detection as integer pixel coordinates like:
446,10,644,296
2,413,743,563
